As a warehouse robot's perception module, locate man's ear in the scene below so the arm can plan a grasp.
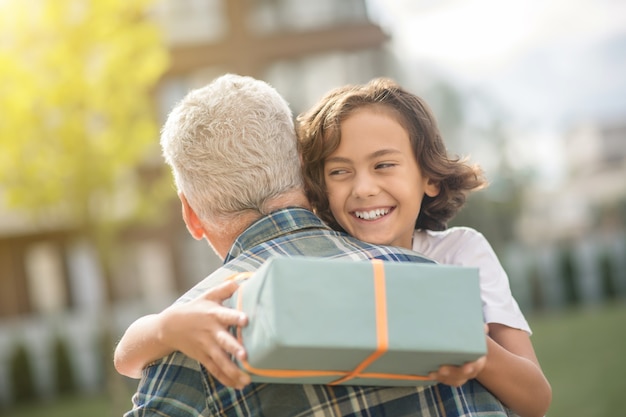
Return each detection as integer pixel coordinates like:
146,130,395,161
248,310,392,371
179,192,205,240
425,178,440,198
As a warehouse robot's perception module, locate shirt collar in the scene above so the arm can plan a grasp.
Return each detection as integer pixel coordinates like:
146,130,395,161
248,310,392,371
224,207,331,262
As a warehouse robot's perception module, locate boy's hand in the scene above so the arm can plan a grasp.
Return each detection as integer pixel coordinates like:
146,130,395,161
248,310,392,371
158,280,251,389
427,324,489,387
428,356,487,387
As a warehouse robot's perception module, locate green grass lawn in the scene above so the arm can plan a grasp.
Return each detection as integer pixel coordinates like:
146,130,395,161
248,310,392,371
528,300,626,417
2,301,625,417
0,378,135,417
0,394,111,417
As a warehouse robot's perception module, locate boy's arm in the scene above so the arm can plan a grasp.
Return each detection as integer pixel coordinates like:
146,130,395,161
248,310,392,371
477,324,552,417
427,324,551,417
114,280,251,389
438,230,551,416
114,312,173,379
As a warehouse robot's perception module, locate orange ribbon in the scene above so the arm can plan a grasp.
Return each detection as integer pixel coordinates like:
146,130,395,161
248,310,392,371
232,259,431,384
225,271,254,283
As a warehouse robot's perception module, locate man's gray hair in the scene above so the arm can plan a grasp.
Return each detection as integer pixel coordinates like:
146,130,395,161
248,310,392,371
160,74,303,223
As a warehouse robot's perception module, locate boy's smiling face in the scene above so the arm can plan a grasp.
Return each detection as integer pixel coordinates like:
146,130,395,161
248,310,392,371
324,107,439,249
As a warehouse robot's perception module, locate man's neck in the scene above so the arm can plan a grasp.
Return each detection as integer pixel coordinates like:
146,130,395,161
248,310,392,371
262,189,311,213
207,188,311,259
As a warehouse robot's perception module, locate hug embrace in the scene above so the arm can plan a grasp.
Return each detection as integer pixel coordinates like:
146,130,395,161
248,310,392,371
115,74,551,417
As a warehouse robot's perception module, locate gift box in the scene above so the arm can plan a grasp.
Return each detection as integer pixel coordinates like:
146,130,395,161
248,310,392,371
229,256,486,386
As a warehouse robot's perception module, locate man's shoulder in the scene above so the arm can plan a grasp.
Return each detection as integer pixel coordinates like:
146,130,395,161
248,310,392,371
177,231,435,305
234,226,434,264
333,234,437,264
175,266,245,304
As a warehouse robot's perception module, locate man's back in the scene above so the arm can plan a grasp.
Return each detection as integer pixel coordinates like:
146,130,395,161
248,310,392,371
127,208,511,417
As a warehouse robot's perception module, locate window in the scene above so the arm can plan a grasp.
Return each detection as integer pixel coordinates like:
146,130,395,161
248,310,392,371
24,243,68,314
0,243,30,317
250,0,369,34
154,0,227,45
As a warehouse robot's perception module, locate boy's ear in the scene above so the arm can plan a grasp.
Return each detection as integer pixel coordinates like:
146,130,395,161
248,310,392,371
424,179,440,198
179,192,205,240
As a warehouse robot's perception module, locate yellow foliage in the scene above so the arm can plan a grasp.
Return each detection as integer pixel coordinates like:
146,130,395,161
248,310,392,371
0,0,169,224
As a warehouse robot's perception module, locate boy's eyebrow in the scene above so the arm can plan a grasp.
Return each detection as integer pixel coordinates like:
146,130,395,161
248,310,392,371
325,156,351,164
370,149,403,159
325,149,403,165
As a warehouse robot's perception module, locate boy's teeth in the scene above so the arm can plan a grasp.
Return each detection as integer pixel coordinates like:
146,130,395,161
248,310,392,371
354,208,389,220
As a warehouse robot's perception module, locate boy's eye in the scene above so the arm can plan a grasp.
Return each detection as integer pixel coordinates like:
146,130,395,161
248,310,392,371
375,162,397,169
327,168,348,176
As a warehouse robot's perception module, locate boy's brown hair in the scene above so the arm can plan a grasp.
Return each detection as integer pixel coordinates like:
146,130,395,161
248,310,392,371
296,77,486,232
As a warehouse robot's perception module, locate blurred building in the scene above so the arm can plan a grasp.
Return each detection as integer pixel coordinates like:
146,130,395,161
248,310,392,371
508,118,626,311
154,0,393,117
0,0,395,405
516,118,626,244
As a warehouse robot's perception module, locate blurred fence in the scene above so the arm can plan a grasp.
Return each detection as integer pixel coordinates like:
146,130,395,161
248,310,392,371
0,302,147,409
505,232,626,313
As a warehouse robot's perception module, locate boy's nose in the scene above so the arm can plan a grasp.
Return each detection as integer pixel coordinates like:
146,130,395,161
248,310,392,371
351,172,379,198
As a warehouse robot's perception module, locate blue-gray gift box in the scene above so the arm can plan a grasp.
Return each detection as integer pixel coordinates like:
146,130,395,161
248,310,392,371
230,256,486,386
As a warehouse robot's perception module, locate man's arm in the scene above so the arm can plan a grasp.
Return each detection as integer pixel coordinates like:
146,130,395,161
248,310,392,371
123,353,211,417
114,280,251,389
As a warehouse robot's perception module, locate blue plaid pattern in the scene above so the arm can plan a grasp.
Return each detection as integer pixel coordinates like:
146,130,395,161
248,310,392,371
126,208,513,417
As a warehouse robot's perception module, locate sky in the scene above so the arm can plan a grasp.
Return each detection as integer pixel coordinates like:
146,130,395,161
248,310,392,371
367,0,626,185
367,0,626,128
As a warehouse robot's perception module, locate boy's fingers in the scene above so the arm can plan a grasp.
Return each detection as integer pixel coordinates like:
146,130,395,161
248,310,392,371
201,356,246,389
190,281,252,389
214,307,248,327
428,360,485,387
466,356,486,377
200,280,240,302
205,346,251,389
215,328,246,360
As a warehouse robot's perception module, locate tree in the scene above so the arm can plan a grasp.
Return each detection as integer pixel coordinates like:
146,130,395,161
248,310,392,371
0,0,169,233
0,0,170,411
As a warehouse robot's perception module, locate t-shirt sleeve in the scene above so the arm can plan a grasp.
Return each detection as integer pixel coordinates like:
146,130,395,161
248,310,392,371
413,228,531,334
459,230,531,334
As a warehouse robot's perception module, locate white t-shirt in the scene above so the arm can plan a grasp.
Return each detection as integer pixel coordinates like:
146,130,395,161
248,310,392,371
412,227,531,334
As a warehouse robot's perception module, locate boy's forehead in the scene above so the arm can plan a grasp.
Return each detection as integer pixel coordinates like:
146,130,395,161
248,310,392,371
341,104,408,131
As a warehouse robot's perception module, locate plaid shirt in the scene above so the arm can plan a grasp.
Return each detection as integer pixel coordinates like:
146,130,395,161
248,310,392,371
126,208,513,417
